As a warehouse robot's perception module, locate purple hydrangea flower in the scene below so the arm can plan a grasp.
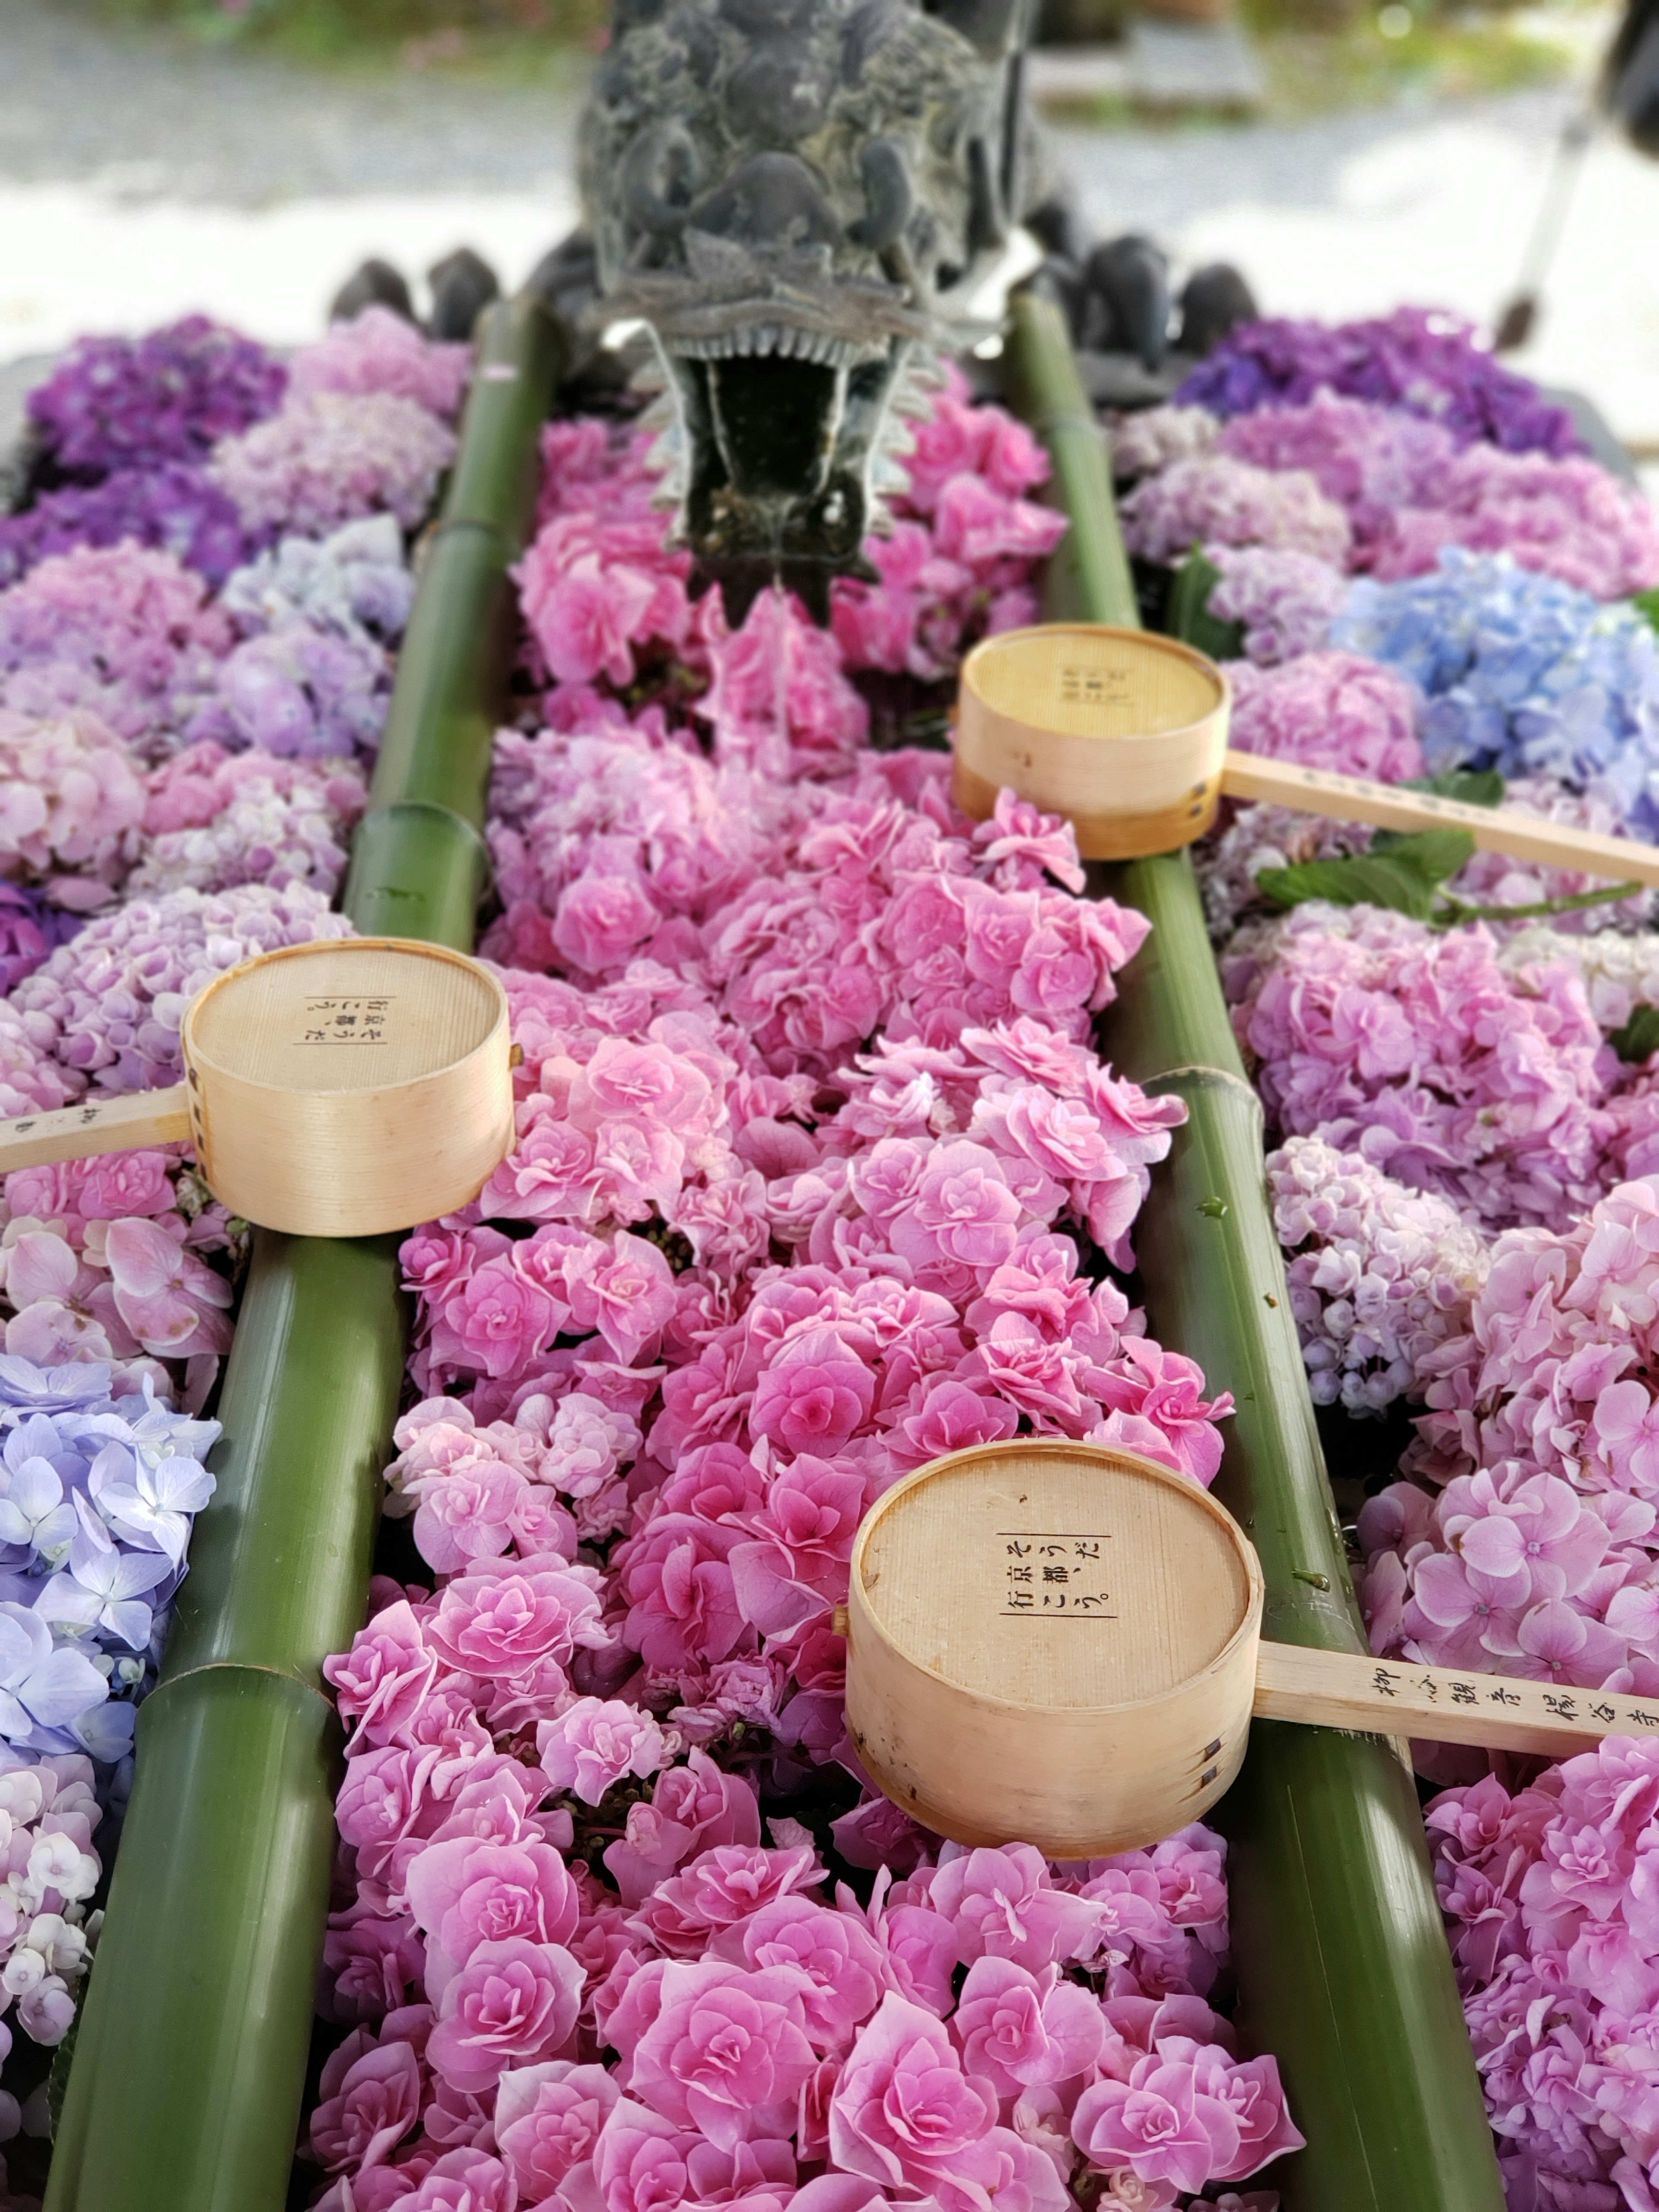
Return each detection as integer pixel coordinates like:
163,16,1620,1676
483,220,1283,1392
28,318,286,478
0,467,254,592
1176,307,1583,456
8,879,353,1092
0,882,82,995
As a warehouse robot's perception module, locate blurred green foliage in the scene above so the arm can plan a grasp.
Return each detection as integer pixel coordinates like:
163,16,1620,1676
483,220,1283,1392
1250,3,1576,108
82,0,606,63
1034,1,1575,121
85,0,1580,108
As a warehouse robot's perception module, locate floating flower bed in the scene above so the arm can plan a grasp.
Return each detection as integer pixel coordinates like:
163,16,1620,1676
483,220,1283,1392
9,283,1659,2212
0,302,470,2203
285,372,1309,2212
1107,309,1659,2208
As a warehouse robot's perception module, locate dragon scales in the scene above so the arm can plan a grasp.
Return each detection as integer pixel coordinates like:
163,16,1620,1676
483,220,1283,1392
579,0,1044,620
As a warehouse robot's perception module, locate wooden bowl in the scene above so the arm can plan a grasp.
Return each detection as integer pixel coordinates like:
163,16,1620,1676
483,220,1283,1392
179,938,514,1238
951,624,1230,861
844,1438,1263,1858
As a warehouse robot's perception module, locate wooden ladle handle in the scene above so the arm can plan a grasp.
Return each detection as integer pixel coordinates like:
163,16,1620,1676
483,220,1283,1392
1254,1640,1651,1758
1221,753,1659,890
0,1084,193,1175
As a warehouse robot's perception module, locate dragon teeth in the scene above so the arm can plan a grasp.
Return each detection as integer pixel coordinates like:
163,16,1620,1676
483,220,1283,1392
667,326,883,368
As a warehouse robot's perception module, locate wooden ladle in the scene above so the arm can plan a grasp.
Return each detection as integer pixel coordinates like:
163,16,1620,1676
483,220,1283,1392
840,1440,1632,1859
0,938,515,1239
950,622,1659,885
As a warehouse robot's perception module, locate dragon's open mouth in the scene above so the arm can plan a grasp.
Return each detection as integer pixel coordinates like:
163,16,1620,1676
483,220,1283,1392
603,251,940,623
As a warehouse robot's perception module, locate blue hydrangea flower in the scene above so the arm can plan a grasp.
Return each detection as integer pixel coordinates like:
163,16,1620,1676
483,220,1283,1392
1333,550,1659,837
0,1363,218,1764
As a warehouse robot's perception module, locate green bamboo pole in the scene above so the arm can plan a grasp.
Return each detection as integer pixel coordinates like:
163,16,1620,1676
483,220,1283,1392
1003,290,1504,2212
46,292,563,2212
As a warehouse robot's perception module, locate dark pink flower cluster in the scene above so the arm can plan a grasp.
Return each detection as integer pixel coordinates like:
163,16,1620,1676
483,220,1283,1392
302,376,1295,2211
517,420,871,782
830,365,1067,680
512,374,1065,776
486,732,1138,1080
313,1555,1297,2212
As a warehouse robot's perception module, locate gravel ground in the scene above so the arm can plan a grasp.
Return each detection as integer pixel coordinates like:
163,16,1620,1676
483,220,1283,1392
0,0,1573,221
0,0,585,202
1046,84,1578,236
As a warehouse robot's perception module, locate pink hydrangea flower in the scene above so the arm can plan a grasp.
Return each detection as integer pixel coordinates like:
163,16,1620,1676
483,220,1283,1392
1225,651,1424,782
425,1937,584,2094
537,1699,667,1805
495,2059,622,2202
309,2037,423,2172
926,1845,1104,1972
623,1958,819,2147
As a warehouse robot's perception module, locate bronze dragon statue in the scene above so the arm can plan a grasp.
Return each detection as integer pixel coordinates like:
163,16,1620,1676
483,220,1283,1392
325,2,1257,627
576,0,1043,620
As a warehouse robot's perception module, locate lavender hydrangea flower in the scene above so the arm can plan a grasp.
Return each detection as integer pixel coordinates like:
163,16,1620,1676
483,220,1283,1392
219,515,414,650
8,880,353,1092
0,1360,118,1417
1202,543,1345,665
1198,801,1374,938
188,626,391,759
0,1609,107,1756
209,391,455,539
28,318,286,478
0,1435,77,1565
0,1001,77,1119
0,1367,220,1764
129,741,365,900
1121,455,1351,567
1106,404,1219,482
1268,1134,1491,1412
0,542,232,763
35,1507,175,1651
289,306,471,420
0,882,81,995
1174,307,1583,455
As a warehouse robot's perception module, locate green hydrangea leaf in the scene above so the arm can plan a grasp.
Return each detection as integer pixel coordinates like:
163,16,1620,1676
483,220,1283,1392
1256,854,1439,918
1256,827,1475,918
1400,768,1506,808
1611,1003,1659,1063
1367,826,1479,880
1166,548,1246,663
